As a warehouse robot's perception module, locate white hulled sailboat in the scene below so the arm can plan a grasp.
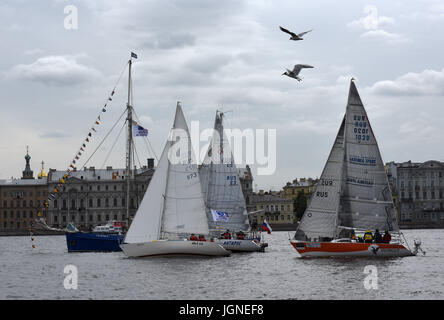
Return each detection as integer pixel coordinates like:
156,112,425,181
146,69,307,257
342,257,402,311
290,79,422,257
120,103,230,257
199,111,267,252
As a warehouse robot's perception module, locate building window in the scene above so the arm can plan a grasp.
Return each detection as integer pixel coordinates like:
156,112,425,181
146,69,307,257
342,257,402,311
54,216,58,223
431,191,435,199
105,185,109,191
97,185,101,191
89,215,93,222
23,211,27,218
423,191,427,200
62,200,67,209
97,199,101,208
3,200,6,207
122,198,125,207
62,216,66,222
23,200,27,207
105,198,109,207
113,198,117,207
80,199,84,208
89,199,93,208
30,212,33,218
97,214,101,222
71,199,76,209
114,214,117,220
105,214,109,221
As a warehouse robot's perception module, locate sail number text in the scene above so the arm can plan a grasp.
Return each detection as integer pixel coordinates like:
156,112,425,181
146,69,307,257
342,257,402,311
353,115,370,142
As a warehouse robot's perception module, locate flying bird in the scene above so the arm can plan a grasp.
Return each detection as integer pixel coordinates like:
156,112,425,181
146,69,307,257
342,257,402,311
282,64,314,81
279,26,312,41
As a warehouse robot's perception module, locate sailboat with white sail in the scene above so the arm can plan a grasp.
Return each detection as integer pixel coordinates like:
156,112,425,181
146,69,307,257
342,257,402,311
199,111,267,252
120,103,231,257
290,79,423,257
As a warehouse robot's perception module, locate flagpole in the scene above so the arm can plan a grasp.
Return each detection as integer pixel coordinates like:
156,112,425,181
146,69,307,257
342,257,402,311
126,56,133,229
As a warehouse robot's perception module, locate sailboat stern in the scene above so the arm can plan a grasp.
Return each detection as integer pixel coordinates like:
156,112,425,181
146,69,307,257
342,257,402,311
120,239,231,258
290,240,414,257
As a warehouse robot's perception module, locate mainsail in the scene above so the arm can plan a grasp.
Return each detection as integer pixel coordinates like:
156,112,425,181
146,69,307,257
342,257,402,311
124,103,209,244
295,80,398,241
200,111,250,231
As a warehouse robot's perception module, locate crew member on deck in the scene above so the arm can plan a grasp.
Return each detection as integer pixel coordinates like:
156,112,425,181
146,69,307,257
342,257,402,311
236,231,245,240
373,229,383,243
222,230,231,239
364,230,373,243
198,234,206,241
382,230,391,243
190,234,198,241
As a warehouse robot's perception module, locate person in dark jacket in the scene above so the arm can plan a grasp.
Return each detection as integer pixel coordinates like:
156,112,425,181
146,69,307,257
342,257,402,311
373,229,383,243
382,230,391,243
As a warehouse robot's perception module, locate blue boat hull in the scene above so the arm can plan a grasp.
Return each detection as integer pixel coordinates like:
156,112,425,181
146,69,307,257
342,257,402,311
66,232,124,252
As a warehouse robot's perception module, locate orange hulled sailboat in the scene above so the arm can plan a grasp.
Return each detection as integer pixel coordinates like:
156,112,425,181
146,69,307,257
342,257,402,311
290,79,424,257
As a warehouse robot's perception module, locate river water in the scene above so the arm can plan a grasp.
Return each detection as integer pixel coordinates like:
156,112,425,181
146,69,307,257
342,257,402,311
0,229,442,300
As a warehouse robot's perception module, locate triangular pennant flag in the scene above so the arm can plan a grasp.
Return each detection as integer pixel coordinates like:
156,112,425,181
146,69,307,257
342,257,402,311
88,132,92,137
72,160,76,164
102,108,106,112
70,164,75,169
108,97,112,101
98,115,101,120
75,156,79,160
95,121,99,125
92,128,97,132
82,144,86,148
111,90,115,96
85,138,89,142
80,147,84,151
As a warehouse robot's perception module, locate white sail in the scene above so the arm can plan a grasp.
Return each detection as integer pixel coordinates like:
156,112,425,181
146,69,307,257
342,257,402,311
295,80,398,241
161,103,210,236
124,103,210,243
339,81,399,232
295,118,345,241
200,111,250,231
124,142,170,243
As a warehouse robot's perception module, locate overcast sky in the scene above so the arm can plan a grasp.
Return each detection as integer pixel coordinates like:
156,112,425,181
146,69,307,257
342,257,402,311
1,0,444,191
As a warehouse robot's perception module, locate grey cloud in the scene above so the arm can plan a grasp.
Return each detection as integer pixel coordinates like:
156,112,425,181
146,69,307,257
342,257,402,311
10,55,101,86
369,68,444,96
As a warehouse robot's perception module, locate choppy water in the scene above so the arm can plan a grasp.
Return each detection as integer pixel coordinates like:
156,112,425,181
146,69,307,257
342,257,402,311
0,230,443,300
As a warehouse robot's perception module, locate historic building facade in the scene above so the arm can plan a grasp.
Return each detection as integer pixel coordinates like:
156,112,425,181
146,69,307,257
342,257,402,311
0,150,48,231
248,191,294,227
387,160,444,227
46,161,155,230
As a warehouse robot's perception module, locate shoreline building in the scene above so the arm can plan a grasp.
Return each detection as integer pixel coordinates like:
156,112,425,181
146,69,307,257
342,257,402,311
249,191,294,229
387,160,444,228
0,149,48,231
46,159,155,230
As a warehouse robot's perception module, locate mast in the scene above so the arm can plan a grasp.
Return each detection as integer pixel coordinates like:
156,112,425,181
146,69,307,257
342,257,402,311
126,57,133,228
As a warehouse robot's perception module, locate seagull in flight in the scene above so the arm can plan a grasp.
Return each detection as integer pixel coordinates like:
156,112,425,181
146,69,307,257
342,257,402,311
282,64,314,81
279,26,312,41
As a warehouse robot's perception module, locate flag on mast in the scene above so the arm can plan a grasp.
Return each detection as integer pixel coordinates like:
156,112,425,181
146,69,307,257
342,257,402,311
131,52,138,59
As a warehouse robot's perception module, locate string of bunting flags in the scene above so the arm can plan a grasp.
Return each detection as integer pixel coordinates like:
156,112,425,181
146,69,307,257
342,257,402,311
36,61,130,219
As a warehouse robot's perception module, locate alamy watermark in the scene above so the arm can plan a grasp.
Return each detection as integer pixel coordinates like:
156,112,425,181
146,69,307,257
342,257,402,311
363,265,378,290
64,264,78,289
169,121,276,176
64,5,78,30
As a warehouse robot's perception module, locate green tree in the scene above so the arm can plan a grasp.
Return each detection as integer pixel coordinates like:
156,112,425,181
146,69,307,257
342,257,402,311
293,190,307,221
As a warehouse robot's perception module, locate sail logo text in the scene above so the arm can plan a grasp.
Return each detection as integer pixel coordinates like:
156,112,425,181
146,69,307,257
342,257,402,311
349,155,376,166
346,176,374,186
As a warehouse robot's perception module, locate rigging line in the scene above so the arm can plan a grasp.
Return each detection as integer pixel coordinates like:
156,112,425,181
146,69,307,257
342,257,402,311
132,139,143,169
100,119,127,169
132,108,159,162
70,61,129,164
80,108,127,170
